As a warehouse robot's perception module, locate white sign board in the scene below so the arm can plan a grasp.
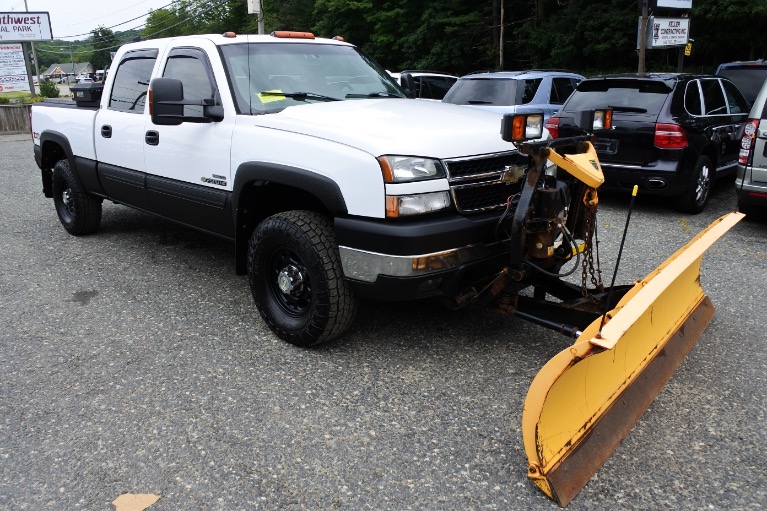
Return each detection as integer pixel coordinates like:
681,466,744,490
649,17,690,47
0,43,30,92
246,0,261,15
656,0,692,9
0,12,53,41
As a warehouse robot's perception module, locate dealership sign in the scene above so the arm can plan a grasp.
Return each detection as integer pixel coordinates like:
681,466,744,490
0,12,52,41
0,43,30,92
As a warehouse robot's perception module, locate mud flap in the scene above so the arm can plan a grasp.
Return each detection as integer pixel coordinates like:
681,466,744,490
522,212,743,506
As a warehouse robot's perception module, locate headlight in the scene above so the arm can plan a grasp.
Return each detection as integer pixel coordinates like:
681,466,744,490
378,155,445,182
386,191,451,217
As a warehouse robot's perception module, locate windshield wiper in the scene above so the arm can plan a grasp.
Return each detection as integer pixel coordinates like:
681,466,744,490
607,105,647,113
258,91,340,102
345,92,401,98
467,100,493,104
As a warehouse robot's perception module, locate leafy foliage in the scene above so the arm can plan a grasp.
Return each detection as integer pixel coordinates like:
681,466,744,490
90,27,119,70
39,80,60,98
41,0,762,79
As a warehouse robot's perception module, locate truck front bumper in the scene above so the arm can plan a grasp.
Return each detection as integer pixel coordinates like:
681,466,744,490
334,213,511,301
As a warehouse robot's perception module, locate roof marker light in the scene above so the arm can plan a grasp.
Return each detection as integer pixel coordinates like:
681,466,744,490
271,31,315,39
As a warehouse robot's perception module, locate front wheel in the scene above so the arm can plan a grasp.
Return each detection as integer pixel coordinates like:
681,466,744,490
52,159,102,235
674,155,712,214
247,210,358,347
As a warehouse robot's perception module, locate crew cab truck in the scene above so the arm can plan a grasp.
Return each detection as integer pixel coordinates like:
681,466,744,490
32,32,530,346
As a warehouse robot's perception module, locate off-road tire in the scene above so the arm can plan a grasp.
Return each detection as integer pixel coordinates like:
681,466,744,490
52,159,102,235
247,210,358,347
674,155,712,214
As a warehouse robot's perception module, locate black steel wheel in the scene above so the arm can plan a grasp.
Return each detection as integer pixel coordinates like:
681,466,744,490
674,155,712,214
247,210,358,347
51,159,102,235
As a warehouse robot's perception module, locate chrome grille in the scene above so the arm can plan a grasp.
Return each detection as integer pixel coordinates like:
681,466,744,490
444,152,529,213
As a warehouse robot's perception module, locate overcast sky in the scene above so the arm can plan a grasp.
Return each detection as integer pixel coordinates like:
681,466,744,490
0,0,171,40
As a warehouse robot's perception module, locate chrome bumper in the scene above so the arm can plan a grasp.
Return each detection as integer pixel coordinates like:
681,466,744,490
338,240,510,283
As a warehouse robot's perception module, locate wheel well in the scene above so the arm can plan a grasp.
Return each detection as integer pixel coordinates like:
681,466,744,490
40,140,68,198
234,181,333,274
41,140,67,169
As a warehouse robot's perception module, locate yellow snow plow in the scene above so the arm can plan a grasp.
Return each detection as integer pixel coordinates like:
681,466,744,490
468,111,744,506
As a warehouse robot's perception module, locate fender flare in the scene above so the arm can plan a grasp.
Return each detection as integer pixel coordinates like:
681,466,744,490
232,161,348,217
231,161,349,275
38,130,75,170
37,130,77,198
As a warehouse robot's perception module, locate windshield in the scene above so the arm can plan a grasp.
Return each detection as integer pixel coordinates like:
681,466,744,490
220,42,404,114
442,78,541,106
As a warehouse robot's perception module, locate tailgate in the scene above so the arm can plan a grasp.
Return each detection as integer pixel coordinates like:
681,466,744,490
592,113,659,166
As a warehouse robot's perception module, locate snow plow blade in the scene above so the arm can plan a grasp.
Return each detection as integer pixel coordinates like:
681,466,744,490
522,212,743,507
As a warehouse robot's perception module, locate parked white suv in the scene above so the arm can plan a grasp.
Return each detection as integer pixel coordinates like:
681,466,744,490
736,77,767,216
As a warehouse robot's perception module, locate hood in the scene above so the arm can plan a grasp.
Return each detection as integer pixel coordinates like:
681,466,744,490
249,99,516,158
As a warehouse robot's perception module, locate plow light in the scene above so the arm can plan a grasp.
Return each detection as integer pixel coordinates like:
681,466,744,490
501,112,544,142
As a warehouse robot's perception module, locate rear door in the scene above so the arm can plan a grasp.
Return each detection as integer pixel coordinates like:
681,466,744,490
698,78,748,171
94,48,159,210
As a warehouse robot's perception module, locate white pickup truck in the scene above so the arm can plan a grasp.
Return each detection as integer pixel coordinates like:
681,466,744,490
31,31,530,346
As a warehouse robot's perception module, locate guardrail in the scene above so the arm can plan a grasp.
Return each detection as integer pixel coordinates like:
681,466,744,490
0,104,32,134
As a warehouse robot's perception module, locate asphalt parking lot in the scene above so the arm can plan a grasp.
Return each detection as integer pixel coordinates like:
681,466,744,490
1,134,765,510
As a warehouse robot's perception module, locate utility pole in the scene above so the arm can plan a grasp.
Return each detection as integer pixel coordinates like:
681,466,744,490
24,0,39,97
247,0,264,34
638,0,648,73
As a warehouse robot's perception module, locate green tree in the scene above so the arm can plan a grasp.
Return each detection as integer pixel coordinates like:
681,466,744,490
89,26,118,70
142,4,194,39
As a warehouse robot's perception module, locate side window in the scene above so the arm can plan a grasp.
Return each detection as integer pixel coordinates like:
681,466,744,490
550,78,576,105
419,76,454,100
684,80,702,116
108,49,158,113
700,79,727,115
162,47,218,116
520,78,543,104
721,79,749,114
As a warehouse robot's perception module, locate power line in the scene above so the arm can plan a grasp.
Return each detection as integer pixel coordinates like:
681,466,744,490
33,0,235,57
54,0,179,40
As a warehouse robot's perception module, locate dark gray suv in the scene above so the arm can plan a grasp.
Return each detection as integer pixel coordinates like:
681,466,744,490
547,74,750,213
735,77,767,216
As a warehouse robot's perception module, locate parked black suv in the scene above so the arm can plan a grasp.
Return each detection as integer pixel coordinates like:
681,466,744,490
546,74,750,213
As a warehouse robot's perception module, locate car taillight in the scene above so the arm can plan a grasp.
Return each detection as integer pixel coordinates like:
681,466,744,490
739,119,760,165
654,123,688,149
545,117,560,139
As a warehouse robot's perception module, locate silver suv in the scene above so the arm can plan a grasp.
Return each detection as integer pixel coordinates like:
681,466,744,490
442,70,584,120
736,77,767,216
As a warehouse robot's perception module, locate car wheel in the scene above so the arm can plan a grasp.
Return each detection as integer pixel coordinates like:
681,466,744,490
52,159,102,235
674,155,712,214
247,210,358,347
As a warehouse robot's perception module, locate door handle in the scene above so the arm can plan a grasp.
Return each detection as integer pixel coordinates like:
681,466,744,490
100,125,112,138
145,130,159,146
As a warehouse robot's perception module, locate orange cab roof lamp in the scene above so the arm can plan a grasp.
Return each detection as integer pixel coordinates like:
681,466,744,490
271,31,315,39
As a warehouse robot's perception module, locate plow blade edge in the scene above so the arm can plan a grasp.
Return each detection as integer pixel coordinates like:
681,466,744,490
521,212,743,506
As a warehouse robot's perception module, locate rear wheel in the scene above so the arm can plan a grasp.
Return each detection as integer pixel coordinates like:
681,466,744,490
674,155,712,214
247,210,358,347
52,159,102,235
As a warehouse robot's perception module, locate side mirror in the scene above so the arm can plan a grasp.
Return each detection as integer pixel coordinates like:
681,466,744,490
400,72,416,99
149,77,224,125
